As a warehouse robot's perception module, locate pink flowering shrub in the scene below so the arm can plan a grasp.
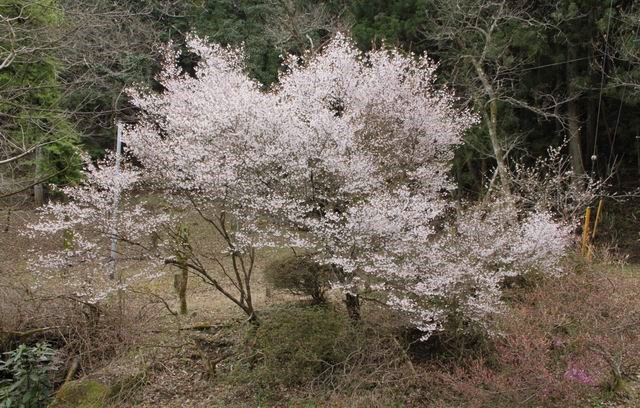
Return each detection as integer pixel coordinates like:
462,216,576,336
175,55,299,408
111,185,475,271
564,366,598,386
426,267,640,406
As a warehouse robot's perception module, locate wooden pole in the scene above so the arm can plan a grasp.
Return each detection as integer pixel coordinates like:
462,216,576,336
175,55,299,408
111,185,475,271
109,122,123,280
581,207,592,259
592,198,604,240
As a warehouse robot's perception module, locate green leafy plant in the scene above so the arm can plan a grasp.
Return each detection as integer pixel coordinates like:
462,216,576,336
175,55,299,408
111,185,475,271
0,343,57,408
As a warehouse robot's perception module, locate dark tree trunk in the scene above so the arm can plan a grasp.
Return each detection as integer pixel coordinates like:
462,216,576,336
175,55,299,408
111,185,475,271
566,44,585,176
344,293,361,321
4,209,10,233
586,95,596,167
174,224,190,315
33,146,44,206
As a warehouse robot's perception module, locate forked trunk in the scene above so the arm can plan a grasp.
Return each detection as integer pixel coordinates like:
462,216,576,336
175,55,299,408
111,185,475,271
470,56,510,195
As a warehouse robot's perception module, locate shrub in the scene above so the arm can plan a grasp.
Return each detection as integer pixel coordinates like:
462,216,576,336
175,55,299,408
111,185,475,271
403,308,497,364
263,255,334,304
378,198,572,341
224,305,428,405
0,343,58,408
511,141,608,224
423,267,640,407
249,305,357,387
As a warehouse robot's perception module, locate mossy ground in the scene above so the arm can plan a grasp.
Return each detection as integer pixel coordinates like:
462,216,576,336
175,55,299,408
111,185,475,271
50,380,108,408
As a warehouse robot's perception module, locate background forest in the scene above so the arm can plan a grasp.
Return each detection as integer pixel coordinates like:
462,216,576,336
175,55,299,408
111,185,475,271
2,0,640,204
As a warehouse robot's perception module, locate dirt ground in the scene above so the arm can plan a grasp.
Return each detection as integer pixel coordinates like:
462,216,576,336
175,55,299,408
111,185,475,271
3,208,640,407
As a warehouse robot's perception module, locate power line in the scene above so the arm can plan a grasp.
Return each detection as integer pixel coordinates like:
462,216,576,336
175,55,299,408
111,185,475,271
519,56,590,73
609,17,640,172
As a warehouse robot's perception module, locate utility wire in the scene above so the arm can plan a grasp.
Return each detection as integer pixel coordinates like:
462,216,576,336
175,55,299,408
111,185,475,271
593,0,614,172
608,9,640,172
518,56,590,73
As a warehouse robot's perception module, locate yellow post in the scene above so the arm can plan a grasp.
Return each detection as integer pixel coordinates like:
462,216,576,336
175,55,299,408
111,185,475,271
591,198,604,240
581,207,592,259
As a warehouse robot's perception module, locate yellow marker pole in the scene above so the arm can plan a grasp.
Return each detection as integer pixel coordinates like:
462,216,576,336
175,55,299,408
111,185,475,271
591,198,604,240
581,207,592,259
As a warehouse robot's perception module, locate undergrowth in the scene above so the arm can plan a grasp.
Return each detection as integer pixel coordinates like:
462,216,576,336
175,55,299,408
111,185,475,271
208,264,640,407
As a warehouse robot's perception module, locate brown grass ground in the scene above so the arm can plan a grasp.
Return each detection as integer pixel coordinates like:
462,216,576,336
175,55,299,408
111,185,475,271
2,209,640,407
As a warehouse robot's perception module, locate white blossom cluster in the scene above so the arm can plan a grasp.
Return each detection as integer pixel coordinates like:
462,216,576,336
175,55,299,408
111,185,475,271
28,155,171,302
378,199,572,336
511,142,609,224
30,34,572,336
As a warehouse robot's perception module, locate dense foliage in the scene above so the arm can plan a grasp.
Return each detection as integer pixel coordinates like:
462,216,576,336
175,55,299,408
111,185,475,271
0,343,57,408
0,0,82,203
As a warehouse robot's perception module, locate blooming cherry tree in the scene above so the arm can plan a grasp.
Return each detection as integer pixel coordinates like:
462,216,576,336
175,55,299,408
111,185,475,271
28,155,172,302
30,34,572,337
389,199,572,336
253,35,478,318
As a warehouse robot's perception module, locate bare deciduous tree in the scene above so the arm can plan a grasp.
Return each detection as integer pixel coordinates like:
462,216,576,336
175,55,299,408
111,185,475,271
421,0,592,189
261,0,348,52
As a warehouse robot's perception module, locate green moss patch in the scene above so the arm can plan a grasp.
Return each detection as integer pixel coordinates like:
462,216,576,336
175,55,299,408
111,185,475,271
50,380,108,408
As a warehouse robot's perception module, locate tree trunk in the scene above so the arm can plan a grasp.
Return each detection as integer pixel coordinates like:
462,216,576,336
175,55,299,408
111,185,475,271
174,265,188,315
637,132,640,176
33,146,44,206
4,209,10,233
566,45,585,176
567,98,585,176
636,134,640,176
150,231,159,251
470,57,510,195
485,100,511,195
480,158,487,185
344,293,361,321
586,95,596,168
174,224,189,315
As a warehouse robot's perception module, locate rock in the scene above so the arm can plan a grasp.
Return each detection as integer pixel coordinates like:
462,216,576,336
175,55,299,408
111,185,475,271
49,380,108,408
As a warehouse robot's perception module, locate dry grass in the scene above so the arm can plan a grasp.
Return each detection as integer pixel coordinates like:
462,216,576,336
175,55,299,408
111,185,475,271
413,263,640,407
120,264,640,407
2,209,640,407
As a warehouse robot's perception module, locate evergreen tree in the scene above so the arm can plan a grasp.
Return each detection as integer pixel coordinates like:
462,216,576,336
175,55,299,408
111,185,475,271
0,0,81,204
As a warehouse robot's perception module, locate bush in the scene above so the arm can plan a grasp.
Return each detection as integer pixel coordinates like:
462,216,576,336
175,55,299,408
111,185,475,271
0,343,58,408
403,308,497,365
250,305,357,387
423,267,640,407
223,305,426,405
263,255,334,304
